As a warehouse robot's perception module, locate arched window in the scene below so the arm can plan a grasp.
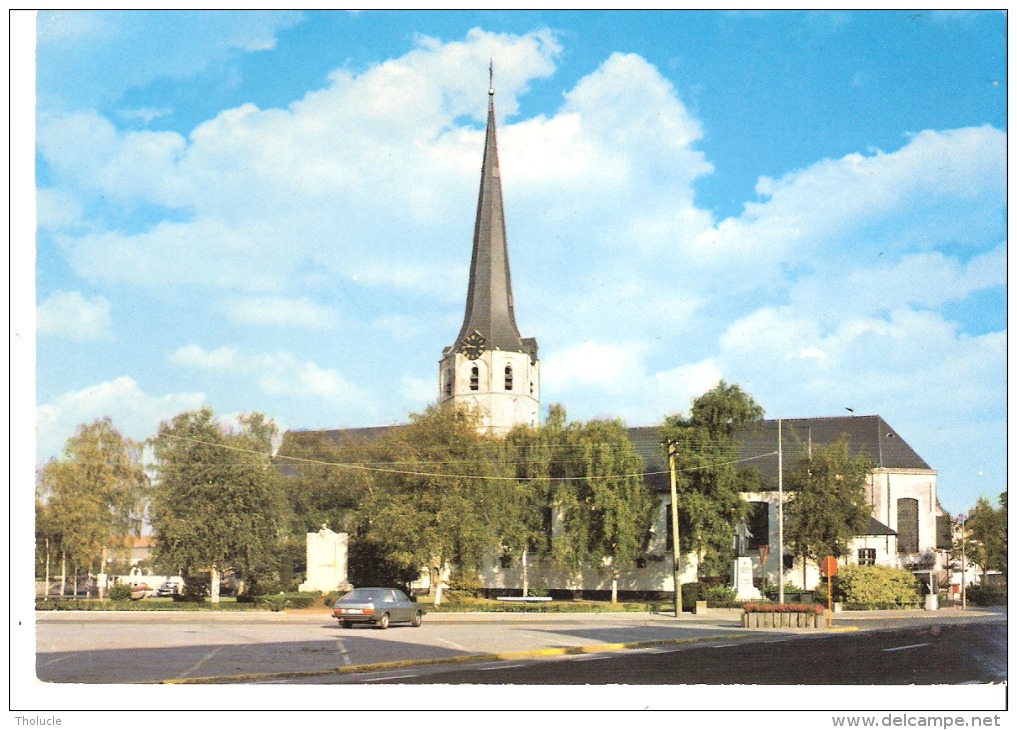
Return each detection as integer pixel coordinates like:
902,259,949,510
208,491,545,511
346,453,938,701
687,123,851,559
444,370,452,397
897,498,919,555
504,364,513,391
470,365,479,391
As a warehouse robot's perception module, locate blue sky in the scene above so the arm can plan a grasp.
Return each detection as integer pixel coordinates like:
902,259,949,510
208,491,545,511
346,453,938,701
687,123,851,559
24,10,1006,515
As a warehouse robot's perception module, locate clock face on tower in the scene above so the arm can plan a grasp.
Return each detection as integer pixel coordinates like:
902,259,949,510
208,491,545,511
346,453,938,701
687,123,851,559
459,331,486,360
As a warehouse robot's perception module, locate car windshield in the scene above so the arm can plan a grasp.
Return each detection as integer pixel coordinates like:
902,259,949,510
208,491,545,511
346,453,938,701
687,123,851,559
339,588,383,603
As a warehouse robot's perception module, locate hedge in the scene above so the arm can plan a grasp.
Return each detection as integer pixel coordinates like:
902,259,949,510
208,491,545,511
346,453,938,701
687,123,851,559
966,584,1007,606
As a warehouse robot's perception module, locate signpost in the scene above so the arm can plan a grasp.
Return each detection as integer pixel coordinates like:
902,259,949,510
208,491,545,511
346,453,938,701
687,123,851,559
820,556,837,627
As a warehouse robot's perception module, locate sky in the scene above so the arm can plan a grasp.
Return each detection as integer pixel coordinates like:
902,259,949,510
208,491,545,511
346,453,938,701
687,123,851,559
23,10,1007,516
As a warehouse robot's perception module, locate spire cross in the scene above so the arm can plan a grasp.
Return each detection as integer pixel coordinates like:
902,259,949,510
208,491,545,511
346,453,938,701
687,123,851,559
489,60,494,95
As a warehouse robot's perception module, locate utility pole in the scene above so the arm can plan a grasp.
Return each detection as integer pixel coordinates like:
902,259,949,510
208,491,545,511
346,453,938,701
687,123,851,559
959,513,967,610
668,441,683,617
777,419,785,605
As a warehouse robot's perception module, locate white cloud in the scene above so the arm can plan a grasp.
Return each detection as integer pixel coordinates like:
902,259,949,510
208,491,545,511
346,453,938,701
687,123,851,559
217,295,338,329
398,374,433,409
689,126,1005,285
36,376,205,462
170,343,366,404
170,344,239,370
541,342,724,424
542,341,648,395
36,290,112,341
36,188,83,231
716,305,1006,427
38,28,563,303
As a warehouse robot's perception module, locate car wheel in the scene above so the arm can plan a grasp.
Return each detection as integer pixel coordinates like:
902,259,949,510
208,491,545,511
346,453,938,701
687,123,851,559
340,620,353,629
411,610,422,627
376,613,390,629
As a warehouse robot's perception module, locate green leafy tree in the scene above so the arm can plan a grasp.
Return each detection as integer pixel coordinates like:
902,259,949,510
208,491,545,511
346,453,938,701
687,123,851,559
359,404,522,604
501,421,554,596
276,429,381,535
965,492,1007,582
784,436,872,586
35,418,148,595
537,406,654,602
150,408,289,603
660,382,764,580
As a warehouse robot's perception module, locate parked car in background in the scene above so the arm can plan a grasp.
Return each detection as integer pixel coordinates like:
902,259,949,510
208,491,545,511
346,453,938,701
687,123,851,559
331,588,424,629
156,580,183,597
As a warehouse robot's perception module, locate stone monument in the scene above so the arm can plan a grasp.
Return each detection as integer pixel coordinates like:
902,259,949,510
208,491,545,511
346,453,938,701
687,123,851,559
731,522,761,600
298,524,351,593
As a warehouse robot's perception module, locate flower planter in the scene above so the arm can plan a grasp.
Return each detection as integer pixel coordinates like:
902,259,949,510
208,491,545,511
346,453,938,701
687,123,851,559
741,603,823,628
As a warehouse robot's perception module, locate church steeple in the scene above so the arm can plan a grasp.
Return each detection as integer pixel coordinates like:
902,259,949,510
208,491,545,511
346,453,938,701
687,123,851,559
439,72,540,434
451,69,533,358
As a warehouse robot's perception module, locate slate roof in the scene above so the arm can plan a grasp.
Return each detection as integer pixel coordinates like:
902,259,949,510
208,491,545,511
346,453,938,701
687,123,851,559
446,87,536,359
627,415,933,494
275,426,400,475
863,516,897,536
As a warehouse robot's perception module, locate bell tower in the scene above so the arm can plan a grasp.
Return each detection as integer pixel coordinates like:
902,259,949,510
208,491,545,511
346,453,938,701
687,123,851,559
439,70,539,434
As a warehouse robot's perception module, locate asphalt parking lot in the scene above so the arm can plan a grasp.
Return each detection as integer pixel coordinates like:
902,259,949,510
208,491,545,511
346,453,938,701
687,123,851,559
34,606,1005,684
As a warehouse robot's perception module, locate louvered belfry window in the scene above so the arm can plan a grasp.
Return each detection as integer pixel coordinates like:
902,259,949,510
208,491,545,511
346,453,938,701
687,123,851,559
505,365,513,391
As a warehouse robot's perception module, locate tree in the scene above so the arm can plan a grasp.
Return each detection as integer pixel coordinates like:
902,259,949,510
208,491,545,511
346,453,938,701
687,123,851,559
964,492,1007,582
35,418,148,596
276,429,380,535
150,409,289,603
660,382,764,580
358,403,522,605
784,436,872,586
534,406,654,603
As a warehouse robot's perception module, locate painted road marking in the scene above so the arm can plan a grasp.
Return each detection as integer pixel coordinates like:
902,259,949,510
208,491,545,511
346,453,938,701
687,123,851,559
882,642,931,652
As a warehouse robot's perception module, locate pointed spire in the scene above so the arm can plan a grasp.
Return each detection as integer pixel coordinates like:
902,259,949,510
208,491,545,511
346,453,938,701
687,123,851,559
451,74,534,358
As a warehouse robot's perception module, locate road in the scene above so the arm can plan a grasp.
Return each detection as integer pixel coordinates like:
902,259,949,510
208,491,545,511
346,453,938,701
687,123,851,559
355,620,1007,685
34,608,1006,686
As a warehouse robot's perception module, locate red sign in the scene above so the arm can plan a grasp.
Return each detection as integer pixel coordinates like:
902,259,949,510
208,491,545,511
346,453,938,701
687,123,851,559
820,556,838,576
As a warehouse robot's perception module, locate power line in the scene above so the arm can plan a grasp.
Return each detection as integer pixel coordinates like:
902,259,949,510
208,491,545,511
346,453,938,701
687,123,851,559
157,432,778,482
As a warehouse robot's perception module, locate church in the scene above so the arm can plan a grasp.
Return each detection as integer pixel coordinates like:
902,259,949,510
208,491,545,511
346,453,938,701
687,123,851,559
281,79,951,599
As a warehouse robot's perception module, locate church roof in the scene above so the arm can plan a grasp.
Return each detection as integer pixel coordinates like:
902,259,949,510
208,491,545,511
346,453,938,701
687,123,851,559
627,414,933,494
448,82,536,359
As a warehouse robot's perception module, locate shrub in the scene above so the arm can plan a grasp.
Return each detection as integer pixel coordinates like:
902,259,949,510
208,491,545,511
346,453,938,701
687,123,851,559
445,567,483,601
832,565,920,607
259,594,288,612
174,573,210,603
282,591,320,609
966,584,1007,606
702,584,736,603
680,582,701,610
107,584,132,601
322,590,345,607
251,591,320,611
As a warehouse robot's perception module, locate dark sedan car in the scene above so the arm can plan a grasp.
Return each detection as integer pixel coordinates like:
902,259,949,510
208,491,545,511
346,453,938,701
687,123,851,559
331,587,424,629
